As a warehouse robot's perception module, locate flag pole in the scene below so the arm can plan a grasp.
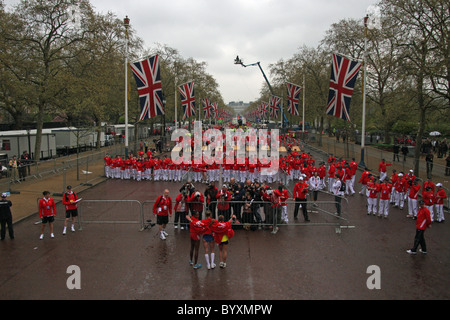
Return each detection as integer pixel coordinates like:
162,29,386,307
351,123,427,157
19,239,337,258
359,15,368,168
124,16,130,158
174,74,177,130
302,73,305,141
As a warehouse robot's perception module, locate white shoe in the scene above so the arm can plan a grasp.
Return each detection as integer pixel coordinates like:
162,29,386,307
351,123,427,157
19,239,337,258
50,233,55,238
163,230,168,236
160,232,166,240
40,234,44,240
63,228,67,235
71,225,75,232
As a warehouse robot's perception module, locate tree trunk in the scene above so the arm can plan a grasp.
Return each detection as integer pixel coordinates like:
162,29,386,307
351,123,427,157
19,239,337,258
34,106,44,161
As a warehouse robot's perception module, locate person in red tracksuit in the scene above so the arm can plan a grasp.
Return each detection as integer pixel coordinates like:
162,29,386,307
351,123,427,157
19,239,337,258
407,200,432,254
153,189,173,240
378,159,392,182
407,179,421,218
367,178,380,215
39,191,57,239
216,185,231,220
62,185,79,235
293,177,309,221
359,168,371,196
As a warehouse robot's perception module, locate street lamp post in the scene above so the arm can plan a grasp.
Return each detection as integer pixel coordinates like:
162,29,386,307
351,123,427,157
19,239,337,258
124,16,130,157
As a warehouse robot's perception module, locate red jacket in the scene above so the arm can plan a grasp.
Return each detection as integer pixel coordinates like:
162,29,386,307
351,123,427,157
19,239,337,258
368,182,380,199
422,191,435,206
209,220,235,244
359,171,371,185
216,190,231,210
280,189,289,206
39,197,57,218
408,184,421,199
188,193,205,213
378,161,392,173
379,183,392,200
293,182,308,199
62,191,78,211
416,207,431,230
435,189,447,205
153,195,172,216
394,178,407,193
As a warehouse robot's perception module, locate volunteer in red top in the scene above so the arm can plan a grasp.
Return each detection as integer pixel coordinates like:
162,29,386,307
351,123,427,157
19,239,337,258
434,183,447,223
153,189,173,240
38,191,57,240
293,177,310,222
407,179,421,218
62,185,80,235
378,159,392,182
407,200,432,255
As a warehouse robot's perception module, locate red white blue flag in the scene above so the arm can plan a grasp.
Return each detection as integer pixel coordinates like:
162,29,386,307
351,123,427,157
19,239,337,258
202,98,213,119
286,82,301,116
178,81,195,120
212,102,219,118
326,53,361,122
269,95,281,118
260,102,268,119
130,55,164,121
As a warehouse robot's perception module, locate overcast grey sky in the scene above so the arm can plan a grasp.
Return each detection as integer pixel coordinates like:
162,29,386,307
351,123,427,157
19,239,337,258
4,0,379,104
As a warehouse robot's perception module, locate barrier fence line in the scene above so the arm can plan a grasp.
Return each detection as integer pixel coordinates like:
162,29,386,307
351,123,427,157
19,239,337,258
38,198,352,234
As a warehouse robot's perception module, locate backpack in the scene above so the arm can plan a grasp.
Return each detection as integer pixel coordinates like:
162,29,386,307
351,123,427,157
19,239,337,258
339,181,346,192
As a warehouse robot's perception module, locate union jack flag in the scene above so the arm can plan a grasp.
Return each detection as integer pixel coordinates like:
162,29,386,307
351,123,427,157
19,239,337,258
130,55,164,121
326,53,361,122
212,102,219,118
260,102,268,119
202,98,213,118
269,95,281,118
178,81,195,120
286,82,301,116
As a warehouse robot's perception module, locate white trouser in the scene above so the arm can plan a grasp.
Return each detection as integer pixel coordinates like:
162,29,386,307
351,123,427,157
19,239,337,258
408,197,418,216
426,205,434,221
434,204,445,222
281,205,288,223
395,191,405,208
378,199,389,216
368,197,377,214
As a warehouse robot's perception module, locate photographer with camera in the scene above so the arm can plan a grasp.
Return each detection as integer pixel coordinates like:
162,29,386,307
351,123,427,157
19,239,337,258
216,184,232,221
204,183,218,219
262,186,282,231
174,191,189,230
187,191,205,220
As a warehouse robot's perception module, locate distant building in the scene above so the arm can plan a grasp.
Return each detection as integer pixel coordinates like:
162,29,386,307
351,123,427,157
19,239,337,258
228,101,251,115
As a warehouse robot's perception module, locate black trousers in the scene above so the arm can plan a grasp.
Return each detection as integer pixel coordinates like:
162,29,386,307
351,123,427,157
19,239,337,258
0,215,14,240
411,229,427,252
294,198,309,221
335,195,342,216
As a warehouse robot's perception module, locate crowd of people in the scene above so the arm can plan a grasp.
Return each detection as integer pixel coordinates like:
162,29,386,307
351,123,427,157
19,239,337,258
1,130,446,270
104,145,448,226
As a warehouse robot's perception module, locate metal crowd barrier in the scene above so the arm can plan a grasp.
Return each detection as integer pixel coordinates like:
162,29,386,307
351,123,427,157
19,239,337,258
35,198,352,234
